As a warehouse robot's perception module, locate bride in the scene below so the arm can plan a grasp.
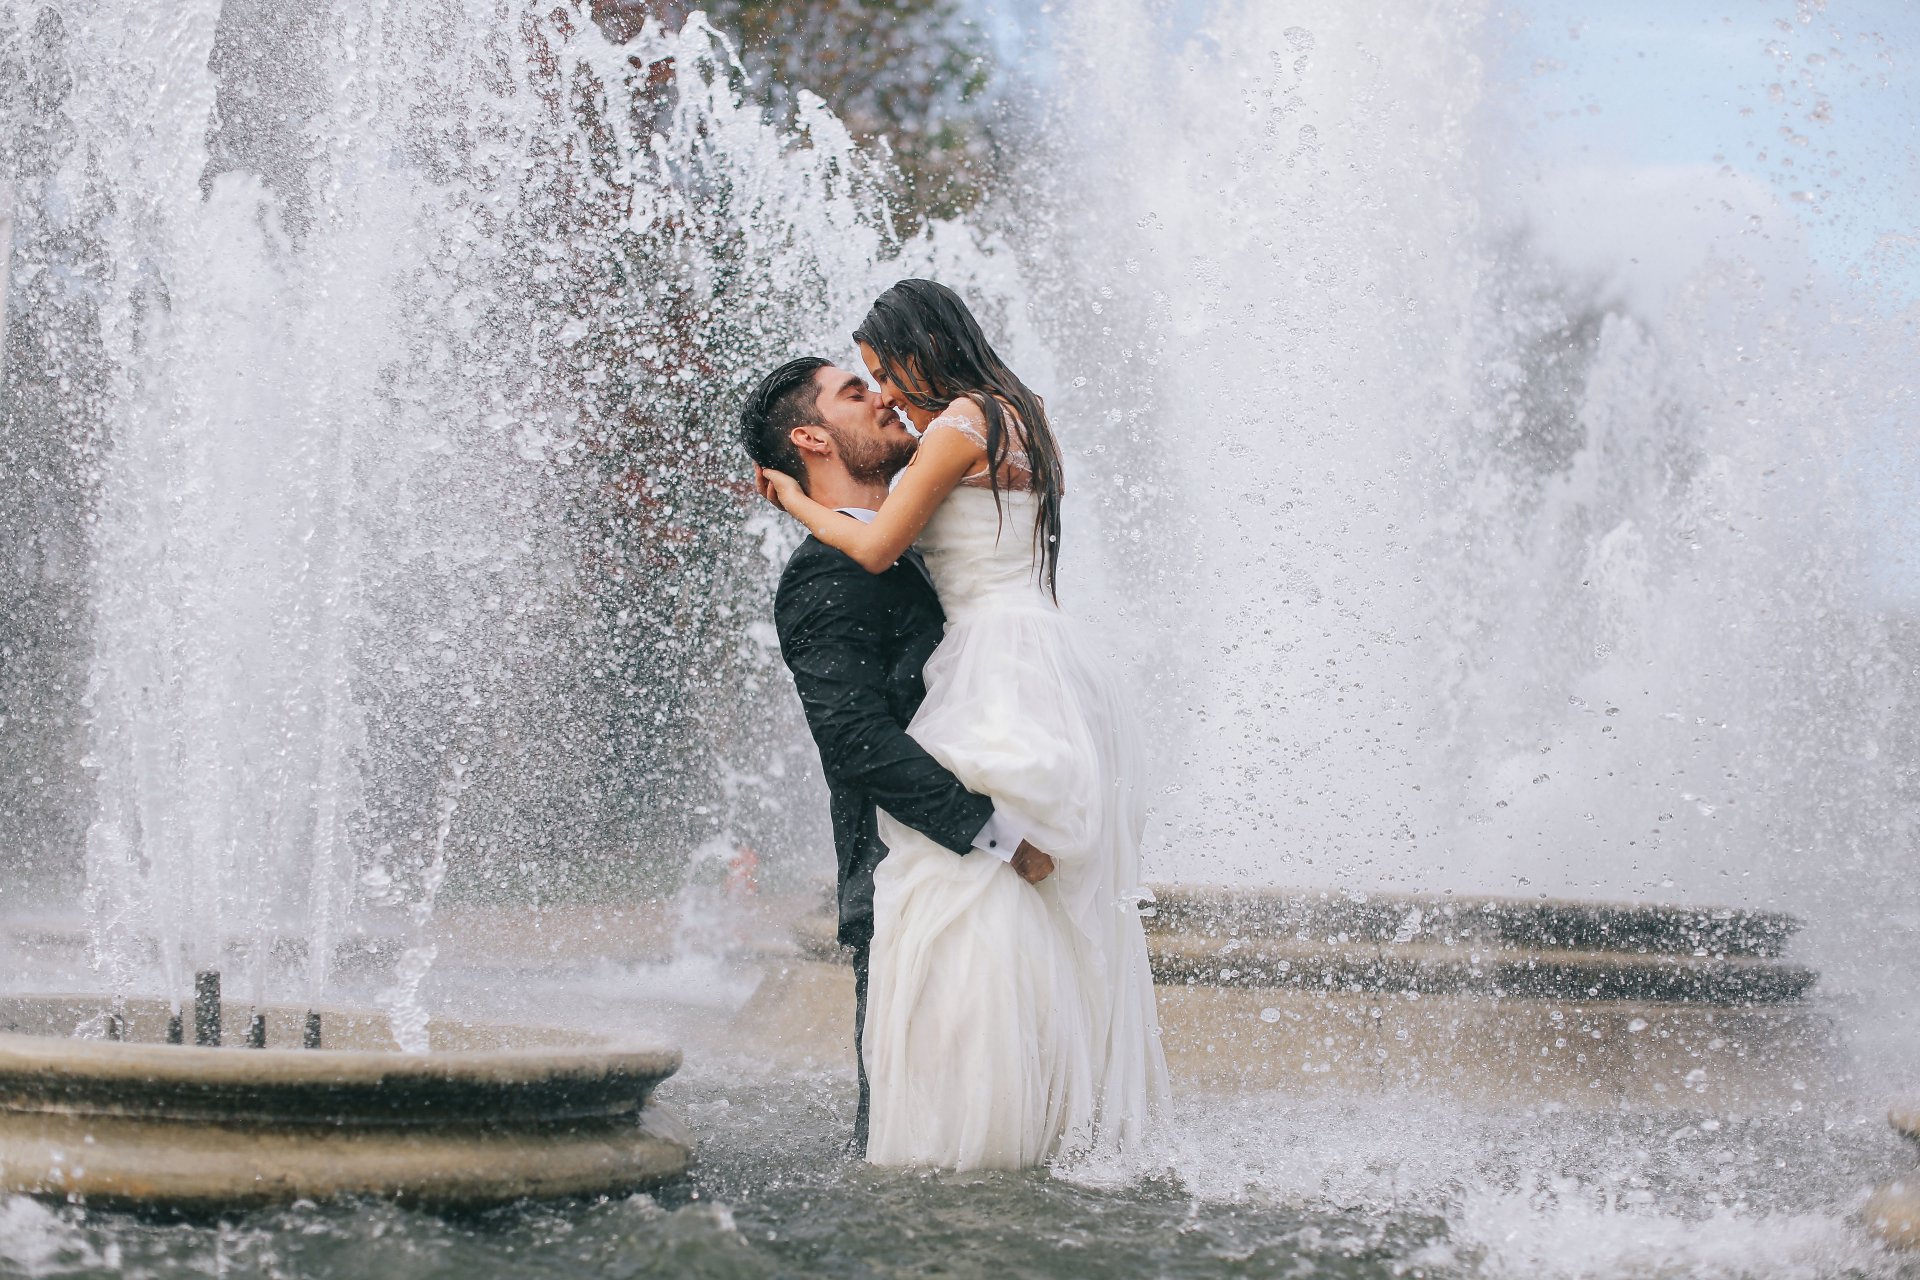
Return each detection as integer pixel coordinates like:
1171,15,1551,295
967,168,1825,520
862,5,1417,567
757,279,1168,1170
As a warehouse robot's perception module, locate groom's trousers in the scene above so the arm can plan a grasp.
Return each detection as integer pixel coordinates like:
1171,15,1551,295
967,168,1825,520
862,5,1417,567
850,934,872,1156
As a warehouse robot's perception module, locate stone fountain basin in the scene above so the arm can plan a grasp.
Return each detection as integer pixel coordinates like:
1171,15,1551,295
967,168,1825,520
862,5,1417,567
0,995,689,1210
1865,1105,1920,1250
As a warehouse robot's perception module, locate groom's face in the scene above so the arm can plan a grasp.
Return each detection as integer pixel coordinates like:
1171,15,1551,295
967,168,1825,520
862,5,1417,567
808,365,917,481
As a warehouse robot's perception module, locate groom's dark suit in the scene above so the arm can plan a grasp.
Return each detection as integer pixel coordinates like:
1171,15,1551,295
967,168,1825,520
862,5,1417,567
774,533,994,1151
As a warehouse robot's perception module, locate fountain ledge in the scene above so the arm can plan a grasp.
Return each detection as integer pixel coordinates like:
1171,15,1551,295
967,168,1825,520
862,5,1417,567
0,995,690,1210
736,884,1830,1109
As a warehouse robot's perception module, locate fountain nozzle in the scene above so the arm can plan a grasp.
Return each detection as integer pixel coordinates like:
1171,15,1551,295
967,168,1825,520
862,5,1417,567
194,971,221,1047
303,1011,322,1050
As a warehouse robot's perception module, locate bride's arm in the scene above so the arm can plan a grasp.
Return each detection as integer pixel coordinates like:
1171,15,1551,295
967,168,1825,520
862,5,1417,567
759,422,984,574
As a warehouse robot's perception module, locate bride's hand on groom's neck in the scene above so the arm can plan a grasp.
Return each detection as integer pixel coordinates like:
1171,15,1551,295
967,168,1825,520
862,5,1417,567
754,464,801,514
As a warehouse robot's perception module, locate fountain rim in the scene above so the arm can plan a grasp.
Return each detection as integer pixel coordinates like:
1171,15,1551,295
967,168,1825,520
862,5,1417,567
1145,881,1801,921
0,994,694,1205
0,994,681,1088
1140,881,1804,958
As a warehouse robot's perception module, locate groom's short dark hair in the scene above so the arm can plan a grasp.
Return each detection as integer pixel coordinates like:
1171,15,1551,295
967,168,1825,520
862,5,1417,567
740,356,829,490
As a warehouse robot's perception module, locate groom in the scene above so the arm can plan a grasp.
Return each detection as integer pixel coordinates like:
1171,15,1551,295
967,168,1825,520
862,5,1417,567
739,356,1054,1154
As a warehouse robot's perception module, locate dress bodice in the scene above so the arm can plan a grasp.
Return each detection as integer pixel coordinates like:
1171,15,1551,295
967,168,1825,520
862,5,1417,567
916,487,1052,619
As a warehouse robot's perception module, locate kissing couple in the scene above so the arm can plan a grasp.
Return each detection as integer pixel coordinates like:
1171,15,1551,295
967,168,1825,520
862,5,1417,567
738,280,1168,1171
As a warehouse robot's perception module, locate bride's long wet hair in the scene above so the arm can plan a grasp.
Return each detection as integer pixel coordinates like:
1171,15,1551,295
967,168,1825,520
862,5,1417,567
853,279,1066,599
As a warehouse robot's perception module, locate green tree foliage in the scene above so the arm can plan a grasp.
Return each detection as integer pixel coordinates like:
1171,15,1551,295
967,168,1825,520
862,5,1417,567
495,5,915,898
703,0,1003,226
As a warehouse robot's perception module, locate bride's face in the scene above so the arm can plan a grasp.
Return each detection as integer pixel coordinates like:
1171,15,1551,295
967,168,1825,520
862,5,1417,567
858,341,938,430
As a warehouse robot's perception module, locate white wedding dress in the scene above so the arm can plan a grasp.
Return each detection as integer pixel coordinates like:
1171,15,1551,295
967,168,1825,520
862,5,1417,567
863,416,1169,1171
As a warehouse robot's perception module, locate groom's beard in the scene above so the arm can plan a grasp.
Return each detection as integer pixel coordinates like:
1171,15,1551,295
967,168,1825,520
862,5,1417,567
830,424,917,483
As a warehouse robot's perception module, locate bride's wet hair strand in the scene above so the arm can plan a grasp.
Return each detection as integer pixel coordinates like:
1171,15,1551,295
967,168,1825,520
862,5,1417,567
853,280,1065,598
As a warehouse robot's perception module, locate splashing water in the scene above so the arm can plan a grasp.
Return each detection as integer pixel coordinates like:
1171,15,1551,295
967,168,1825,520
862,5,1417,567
1029,0,1918,1050
0,2,1021,1013
0,14,1913,1273
0,0,1914,1273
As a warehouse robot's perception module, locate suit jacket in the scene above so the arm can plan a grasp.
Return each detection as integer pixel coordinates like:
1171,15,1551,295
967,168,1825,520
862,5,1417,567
774,536,994,947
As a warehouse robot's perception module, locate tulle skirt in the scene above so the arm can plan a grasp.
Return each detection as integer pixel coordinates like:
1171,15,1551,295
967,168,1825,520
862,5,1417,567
865,600,1169,1170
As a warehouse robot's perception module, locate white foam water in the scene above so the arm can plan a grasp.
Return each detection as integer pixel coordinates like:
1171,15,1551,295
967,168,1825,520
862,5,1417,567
1147,1089,1910,1279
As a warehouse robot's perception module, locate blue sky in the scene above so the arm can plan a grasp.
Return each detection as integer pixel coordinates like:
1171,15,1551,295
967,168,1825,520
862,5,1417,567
1491,0,1920,307
969,0,1917,306
1490,1,1918,604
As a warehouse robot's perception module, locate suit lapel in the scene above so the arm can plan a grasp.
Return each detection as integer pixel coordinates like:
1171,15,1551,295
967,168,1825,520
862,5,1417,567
899,546,937,595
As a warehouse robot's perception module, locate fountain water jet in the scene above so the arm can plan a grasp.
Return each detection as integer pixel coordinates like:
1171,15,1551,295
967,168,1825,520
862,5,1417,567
0,0,1046,1207
1011,0,1918,1087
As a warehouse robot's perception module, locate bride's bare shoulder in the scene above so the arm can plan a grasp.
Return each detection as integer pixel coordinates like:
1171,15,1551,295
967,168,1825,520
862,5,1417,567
925,398,989,450
928,396,987,434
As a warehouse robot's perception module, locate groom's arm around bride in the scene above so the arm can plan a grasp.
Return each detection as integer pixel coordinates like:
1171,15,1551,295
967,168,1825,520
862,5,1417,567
777,544,1029,914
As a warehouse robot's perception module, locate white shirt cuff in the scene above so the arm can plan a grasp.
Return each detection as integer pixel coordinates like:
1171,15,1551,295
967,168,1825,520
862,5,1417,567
972,808,1025,863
